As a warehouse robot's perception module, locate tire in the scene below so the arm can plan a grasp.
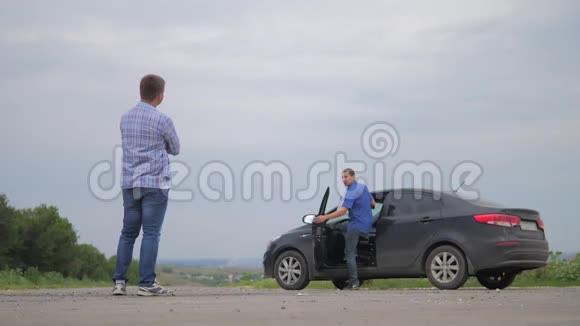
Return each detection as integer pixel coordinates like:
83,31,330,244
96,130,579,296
476,271,516,290
332,279,365,290
425,245,469,290
274,251,310,290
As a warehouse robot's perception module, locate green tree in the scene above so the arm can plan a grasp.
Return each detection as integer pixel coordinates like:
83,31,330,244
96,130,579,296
106,256,139,284
0,193,142,283
0,194,19,269
70,244,108,280
241,272,253,282
16,205,78,276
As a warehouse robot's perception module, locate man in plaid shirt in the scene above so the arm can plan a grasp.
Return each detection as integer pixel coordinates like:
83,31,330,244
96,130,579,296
112,74,180,296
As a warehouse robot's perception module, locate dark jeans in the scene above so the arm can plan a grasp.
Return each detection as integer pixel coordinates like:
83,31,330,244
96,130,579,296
113,187,168,287
339,223,362,283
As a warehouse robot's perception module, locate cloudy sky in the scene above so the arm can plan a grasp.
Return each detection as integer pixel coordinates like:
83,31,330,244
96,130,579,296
1,0,579,259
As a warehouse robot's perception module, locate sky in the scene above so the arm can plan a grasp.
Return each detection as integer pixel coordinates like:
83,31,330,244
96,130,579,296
0,0,579,259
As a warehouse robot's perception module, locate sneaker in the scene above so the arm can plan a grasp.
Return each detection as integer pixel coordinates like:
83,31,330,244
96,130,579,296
344,280,360,290
137,281,174,296
112,280,127,296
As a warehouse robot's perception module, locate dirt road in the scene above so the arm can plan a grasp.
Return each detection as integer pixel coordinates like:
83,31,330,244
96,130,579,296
1,287,579,326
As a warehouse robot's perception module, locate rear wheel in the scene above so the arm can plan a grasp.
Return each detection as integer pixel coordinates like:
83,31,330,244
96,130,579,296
476,271,517,290
332,279,365,290
425,245,469,290
274,251,310,290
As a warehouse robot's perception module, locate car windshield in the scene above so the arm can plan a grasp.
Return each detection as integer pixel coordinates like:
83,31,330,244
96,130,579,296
326,202,384,225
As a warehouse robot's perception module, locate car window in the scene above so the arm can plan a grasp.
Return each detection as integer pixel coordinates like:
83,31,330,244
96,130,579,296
385,192,441,217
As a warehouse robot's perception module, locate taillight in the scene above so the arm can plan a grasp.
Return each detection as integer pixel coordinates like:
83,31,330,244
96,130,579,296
537,218,544,230
473,214,521,227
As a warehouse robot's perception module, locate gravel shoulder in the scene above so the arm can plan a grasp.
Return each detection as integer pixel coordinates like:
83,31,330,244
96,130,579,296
1,287,579,326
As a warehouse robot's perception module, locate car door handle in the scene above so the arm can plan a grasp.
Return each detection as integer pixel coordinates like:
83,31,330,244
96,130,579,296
419,216,433,224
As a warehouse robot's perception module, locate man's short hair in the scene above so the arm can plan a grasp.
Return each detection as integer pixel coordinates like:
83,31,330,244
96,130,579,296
140,74,165,101
342,168,355,177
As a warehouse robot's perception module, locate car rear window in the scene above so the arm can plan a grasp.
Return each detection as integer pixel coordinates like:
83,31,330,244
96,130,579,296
445,192,504,208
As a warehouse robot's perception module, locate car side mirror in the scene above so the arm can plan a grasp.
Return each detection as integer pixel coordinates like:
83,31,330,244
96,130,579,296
302,214,316,224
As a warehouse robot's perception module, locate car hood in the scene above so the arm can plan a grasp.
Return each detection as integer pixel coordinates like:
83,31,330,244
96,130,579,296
285,224,312,235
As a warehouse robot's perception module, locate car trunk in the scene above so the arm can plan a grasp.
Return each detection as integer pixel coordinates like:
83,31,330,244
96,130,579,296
501,208,545,240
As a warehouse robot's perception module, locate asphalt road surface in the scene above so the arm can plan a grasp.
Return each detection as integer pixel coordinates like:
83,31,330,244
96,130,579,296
1,287,579,326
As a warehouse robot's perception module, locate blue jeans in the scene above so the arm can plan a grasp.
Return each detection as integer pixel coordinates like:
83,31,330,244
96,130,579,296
113,187,168,287
338,223,361,283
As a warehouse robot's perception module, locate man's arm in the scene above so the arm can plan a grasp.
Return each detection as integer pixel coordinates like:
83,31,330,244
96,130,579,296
314,189,355,224
313,206,348,224
162,117,180,155
368,190,375,209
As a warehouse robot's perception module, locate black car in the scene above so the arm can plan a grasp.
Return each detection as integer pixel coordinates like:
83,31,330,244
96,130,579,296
263,187,549,290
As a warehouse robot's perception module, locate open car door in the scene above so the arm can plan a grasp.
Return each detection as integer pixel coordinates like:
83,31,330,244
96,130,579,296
313,187,330,270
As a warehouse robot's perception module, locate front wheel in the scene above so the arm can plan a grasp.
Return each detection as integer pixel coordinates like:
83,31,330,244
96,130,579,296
274,251,310,290
425,245,469,290
476,271,517,290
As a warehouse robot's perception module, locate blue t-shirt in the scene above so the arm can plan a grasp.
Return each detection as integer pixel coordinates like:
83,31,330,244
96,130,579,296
341,182,373,234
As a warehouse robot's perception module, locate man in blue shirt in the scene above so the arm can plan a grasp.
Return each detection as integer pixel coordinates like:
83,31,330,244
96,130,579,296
112,74,180,296
314,168,375,289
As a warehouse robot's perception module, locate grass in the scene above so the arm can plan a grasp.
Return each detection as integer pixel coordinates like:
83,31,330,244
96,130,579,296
4,275,578,291
3,252,579,290
0,269,110,290
232,277,580,290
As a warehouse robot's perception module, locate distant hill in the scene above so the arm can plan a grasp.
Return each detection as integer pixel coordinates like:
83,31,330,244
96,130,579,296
158,258,262,269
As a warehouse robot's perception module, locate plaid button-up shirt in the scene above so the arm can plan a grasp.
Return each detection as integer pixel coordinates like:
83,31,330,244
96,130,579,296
120,102,180,189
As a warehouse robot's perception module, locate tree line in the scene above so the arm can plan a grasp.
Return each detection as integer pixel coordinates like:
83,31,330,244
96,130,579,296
0,194,137,282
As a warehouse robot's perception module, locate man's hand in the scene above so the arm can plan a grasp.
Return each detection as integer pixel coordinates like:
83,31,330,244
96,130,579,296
314,207,349,224
313,215,327,224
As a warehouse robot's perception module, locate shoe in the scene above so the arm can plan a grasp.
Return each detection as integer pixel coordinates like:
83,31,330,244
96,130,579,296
112,280,127,296
137,281,174,296
344,280,360,290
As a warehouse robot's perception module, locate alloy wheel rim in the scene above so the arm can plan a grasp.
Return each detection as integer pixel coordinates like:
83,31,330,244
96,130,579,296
278,256,302,285
431,252,459,283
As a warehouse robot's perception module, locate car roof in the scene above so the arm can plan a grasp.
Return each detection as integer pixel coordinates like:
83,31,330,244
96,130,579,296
371,188,443,196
